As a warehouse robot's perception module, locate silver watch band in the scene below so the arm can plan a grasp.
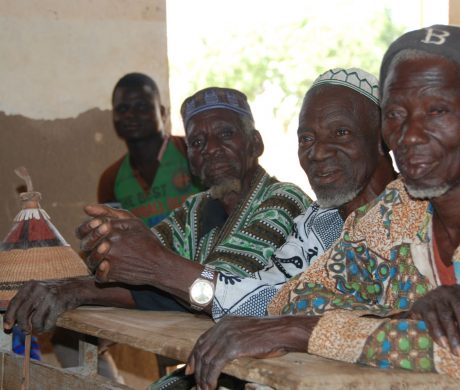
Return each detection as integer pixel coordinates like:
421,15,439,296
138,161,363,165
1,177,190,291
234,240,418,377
200,265,215,281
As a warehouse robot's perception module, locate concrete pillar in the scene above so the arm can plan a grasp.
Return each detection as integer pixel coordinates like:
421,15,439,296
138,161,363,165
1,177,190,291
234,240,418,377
449,0,460,25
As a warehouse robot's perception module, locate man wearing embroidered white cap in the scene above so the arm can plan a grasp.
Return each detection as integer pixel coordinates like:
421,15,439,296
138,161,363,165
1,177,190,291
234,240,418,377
210,67,395,320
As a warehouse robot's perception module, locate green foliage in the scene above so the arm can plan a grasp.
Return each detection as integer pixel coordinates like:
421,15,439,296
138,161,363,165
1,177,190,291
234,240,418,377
177,7,406,130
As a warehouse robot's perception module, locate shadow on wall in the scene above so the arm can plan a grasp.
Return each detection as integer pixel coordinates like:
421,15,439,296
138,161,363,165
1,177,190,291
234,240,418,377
0,109,124,250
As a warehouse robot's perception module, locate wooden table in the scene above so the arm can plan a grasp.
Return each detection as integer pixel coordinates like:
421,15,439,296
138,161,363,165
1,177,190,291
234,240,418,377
57,307,459,389
2,307,459,389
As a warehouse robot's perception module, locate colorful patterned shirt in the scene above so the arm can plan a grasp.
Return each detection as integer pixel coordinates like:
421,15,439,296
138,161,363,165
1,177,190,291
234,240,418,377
212,203,343,320
153,166,311,277
268,178,460,378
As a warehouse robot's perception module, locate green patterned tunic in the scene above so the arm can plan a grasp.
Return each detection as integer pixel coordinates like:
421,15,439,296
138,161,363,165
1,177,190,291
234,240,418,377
152,166,311,277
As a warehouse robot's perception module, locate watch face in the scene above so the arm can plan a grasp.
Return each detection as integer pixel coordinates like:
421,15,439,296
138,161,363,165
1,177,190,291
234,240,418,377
190,279,214,305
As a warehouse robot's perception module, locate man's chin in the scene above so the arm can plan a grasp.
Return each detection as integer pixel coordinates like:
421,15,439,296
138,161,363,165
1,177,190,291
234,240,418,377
209,179,242,200
405,183,451,200
315,186,362,209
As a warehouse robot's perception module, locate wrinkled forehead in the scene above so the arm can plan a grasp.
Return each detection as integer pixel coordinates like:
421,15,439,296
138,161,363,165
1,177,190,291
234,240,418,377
382,50,460,101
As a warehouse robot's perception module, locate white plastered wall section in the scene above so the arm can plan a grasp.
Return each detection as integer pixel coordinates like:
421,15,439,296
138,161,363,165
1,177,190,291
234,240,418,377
0,0,170,119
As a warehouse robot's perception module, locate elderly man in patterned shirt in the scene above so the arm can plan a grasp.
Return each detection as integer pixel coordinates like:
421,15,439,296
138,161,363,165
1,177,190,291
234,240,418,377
211,67,396,321
185,25,460,389
4,87,310,330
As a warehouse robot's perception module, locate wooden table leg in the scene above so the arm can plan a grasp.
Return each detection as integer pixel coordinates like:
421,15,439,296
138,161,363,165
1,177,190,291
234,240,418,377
78,334,98,376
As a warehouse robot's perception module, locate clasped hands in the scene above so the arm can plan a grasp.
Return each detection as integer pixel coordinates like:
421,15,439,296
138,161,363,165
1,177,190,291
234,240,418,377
76,204,164,285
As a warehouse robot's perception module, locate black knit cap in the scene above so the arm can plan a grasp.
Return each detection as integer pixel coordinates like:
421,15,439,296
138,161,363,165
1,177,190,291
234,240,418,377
380,24,460,92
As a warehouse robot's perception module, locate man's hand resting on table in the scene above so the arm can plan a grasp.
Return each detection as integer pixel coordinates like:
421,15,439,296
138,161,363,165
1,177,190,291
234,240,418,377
3,204,142,335
3,278,91,333
404,285,460,356
186,315,320,390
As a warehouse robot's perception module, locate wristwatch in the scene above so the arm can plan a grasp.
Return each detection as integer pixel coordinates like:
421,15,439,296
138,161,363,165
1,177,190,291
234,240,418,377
189,266,216,311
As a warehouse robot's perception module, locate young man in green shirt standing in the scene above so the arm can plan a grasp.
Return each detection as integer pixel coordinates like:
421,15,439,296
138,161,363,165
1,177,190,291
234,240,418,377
98,73,203,227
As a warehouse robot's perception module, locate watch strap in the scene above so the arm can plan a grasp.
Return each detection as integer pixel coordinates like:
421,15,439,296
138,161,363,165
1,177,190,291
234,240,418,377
200,265,215,281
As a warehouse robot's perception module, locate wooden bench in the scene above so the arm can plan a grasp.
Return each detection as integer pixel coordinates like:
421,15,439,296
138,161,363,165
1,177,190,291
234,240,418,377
2,307,459,389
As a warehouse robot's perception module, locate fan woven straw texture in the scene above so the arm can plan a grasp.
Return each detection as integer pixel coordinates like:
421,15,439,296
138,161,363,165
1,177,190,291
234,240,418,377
0,246,89,309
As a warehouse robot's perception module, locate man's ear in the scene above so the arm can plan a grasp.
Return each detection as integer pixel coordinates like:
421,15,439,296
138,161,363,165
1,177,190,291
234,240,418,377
251,130,264,158
160,105,167,123
378,136,391,156
378,141,385,156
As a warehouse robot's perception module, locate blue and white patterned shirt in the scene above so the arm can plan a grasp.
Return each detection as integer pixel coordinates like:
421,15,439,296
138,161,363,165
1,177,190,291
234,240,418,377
212,202,343,320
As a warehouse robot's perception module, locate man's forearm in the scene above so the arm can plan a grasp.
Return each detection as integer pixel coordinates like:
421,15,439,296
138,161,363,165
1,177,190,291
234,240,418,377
306,309,460,378
76,278,136,308
261,315,320,353
136,247,206,302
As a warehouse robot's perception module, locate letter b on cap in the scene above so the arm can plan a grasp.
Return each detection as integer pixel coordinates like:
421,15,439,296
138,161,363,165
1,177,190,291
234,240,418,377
421,28,450,45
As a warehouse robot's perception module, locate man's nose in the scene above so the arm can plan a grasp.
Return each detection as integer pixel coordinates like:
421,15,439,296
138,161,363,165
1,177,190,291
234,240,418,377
202,135,221,156
308,140,334,161
398,113,429,147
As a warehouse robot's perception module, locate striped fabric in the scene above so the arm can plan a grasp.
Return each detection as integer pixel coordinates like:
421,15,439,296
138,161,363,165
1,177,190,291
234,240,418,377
153,166,311,277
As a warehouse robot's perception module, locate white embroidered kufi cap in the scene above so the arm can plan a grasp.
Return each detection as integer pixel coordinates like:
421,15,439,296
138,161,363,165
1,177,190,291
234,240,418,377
311,68,379,105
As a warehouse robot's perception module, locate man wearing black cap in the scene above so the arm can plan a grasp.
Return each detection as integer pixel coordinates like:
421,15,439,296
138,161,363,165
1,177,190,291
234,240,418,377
183,25,460,388
4,87,310,328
